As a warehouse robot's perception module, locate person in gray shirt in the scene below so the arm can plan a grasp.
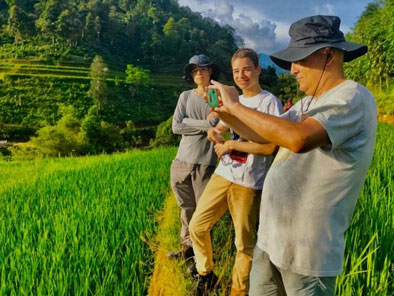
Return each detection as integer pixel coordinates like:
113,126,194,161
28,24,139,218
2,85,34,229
208,16,377,296
168,54,220,260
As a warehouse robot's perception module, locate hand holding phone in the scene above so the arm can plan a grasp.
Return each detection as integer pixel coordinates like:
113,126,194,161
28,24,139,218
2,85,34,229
207,89,219,108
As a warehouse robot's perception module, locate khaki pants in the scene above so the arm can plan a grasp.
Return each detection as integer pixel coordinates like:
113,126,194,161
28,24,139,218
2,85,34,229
189,173,261,296
170,159,215,247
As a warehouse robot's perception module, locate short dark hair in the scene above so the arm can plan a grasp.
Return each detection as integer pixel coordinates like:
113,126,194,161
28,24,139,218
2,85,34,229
232,48,259,68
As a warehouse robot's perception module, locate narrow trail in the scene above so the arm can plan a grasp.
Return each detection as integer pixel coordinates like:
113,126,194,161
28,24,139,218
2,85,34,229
148,193,236,296
148,194,188,296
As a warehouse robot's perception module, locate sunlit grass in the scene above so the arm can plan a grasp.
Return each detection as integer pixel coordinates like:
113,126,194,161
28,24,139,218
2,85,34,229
0,147,176,295
150,123,394,296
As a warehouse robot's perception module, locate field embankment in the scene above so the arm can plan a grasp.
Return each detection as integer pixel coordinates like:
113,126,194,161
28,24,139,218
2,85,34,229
0,147,176,295
148,191,238,296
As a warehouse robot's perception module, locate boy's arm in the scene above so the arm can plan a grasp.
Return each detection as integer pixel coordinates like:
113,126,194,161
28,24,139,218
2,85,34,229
207,122,229,143
214,96,282,156
214,140,277,157
172,94,207,135
181,111,216,131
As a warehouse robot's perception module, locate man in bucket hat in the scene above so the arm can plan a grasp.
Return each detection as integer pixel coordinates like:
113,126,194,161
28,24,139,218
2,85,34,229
168,54,220,261
208,15,377,295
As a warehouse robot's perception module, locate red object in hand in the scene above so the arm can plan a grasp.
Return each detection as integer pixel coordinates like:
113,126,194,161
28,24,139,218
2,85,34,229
229,150,248,163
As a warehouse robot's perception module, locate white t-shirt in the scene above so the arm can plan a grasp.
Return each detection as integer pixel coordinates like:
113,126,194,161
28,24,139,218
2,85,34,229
257,80,377,276
214,90,282,190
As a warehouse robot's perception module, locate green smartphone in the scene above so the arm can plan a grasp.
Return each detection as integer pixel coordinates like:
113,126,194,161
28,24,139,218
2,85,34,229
207,89,219,108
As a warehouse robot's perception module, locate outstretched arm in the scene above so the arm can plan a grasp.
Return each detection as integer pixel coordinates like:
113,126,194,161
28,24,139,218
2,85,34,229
210,81,330,153
214,140,277,157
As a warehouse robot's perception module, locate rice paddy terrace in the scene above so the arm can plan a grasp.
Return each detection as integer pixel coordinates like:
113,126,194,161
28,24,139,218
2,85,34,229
0,59,188,87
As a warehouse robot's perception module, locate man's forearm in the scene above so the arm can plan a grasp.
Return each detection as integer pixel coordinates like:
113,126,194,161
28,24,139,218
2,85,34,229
229,103,302,149
218,112,269,144
228,140,277,155
229,103,329,153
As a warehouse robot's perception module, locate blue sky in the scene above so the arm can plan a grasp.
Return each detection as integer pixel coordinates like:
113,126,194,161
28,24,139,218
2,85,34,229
177,0,372,54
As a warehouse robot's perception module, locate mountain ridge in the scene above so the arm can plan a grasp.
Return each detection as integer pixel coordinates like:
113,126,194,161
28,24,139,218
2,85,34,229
258,53,287,74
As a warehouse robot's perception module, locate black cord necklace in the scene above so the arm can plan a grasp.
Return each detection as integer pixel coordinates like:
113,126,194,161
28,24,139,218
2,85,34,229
301,53,330,114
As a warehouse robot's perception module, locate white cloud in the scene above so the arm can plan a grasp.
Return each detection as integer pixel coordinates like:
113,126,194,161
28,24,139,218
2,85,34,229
274,21,291,47
313,3,335,15
176,0,366,53
233,15,278,52
188,0,279,53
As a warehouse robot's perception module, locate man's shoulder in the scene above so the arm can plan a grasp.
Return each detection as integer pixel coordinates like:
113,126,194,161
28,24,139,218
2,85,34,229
326,80,374,106
180,89,194,97
178,89,194,102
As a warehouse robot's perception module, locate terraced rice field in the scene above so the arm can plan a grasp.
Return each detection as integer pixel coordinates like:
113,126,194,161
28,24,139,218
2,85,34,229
0,60,188,87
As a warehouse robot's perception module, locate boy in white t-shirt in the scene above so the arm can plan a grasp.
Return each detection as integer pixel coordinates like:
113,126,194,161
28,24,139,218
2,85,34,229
189,49,282,296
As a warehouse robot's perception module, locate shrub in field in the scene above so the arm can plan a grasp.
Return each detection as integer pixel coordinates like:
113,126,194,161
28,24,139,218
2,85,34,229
150,116,180,147
0,123,36,141
80,106,125,154
30,105,86,156
120,120,143,147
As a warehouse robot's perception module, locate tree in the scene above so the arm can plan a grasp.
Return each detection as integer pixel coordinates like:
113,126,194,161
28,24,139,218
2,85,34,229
7,5,33,43
88,55,108,113
272,73,304,105
56,5,82,46
30,105,86,157
35,0,62,44
150,116,180,147
125,64,151,114
81,106,125,154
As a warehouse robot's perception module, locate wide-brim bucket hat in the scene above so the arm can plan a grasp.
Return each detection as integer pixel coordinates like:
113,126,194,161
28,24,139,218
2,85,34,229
184,54,220,84
270,15,368,70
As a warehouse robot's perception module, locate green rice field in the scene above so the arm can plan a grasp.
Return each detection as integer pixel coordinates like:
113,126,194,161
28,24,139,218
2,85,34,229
337,123,394,295
0,147,176,295
0,124,393,295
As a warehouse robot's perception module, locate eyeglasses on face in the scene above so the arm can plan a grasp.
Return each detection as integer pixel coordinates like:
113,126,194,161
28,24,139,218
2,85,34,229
191,67,210,74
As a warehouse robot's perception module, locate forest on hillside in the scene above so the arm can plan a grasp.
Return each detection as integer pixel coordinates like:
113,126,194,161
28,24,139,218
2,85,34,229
344,0,394,114
0,0,393,159
0,0,239,75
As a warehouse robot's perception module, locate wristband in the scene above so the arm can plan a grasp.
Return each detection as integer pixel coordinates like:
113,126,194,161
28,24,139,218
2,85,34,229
209,118,219,127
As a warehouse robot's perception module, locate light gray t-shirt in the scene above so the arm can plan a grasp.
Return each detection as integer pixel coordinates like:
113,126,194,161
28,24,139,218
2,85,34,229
257,80,377,277
215,90,282,189
172,90,217,166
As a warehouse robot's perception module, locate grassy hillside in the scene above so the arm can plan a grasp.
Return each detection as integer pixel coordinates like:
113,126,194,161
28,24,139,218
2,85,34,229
0,147,176,295
0,59,190,143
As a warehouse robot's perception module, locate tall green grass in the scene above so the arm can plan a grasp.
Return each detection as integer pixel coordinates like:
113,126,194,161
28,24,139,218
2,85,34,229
336,123,394,295
157,123,394,296
0,147,176,295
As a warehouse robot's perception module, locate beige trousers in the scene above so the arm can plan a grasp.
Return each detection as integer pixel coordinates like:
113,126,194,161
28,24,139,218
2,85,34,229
189,173,261,296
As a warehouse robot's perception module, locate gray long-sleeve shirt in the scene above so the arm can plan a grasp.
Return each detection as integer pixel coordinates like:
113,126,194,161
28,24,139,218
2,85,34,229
172,90,217,166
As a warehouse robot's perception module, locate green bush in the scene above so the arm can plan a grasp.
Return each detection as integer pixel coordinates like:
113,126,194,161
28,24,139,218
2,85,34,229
150,116,180,147
0,123,36,141
80,106,125,154
375,90,394,115
30,106,86,157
